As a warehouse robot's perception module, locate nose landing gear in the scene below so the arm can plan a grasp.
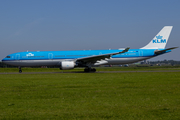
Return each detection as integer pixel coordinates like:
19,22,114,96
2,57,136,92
19,66,22,73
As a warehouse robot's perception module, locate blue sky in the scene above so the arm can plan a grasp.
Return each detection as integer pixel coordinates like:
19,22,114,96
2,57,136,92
0,0,180,61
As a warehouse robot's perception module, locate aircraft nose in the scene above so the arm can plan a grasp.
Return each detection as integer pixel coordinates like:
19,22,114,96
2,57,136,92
2,59,5,63
2,58,7,64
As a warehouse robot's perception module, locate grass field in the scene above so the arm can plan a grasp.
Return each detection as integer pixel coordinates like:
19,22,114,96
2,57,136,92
0,67,180,119
1,65,180,73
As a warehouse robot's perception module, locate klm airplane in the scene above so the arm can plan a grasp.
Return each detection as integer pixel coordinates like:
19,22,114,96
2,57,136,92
2,26,177,73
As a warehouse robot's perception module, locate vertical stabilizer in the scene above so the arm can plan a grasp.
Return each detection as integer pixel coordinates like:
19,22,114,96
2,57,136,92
141,26,173,49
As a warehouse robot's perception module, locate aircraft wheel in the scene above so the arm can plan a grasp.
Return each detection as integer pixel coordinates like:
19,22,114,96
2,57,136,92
84,68,96,72
91,68,96,72
18,66,22,73
19,70,22,73
84,68,90,72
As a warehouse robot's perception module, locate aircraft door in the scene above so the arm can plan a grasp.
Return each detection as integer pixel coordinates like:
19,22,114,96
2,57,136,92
139,51,143,57
15,54,20,60
48,53,53,59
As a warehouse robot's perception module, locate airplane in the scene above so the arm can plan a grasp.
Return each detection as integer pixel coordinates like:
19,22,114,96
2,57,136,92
2,26,178,73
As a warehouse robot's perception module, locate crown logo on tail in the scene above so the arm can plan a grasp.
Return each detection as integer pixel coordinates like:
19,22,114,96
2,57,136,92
153,35,166,43
156,35,163,39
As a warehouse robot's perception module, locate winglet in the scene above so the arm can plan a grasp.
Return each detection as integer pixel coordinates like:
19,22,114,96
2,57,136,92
113,47,130,55
122,47,130,53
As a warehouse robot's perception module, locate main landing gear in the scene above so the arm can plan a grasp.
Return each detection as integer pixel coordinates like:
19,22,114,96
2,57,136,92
19,66,22,73
84,67,96,72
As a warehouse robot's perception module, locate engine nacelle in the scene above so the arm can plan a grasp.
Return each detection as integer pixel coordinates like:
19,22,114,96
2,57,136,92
60,61,75,70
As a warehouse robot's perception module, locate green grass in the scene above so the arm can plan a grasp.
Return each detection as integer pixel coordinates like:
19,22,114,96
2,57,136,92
0,65,180,73
0,69,180,119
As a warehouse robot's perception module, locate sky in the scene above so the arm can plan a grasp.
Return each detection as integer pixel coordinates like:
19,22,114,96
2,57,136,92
0,0,180,61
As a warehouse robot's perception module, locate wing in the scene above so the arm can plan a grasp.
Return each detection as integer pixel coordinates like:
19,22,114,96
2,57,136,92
154,47,178,55
76,47,130,63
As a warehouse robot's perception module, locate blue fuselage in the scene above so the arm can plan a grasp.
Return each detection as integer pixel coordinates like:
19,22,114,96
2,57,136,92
2,49,170,67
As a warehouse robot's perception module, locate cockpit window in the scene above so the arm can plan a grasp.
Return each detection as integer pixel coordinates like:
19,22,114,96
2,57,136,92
6,56,11,58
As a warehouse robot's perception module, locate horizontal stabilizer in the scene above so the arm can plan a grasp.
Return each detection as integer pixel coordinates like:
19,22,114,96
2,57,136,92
154,47,178,55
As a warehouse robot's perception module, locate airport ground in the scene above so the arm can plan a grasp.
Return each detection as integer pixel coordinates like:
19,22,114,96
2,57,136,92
0,67,180,119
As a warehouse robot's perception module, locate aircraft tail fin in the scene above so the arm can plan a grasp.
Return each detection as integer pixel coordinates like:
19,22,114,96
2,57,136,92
141,26,173,49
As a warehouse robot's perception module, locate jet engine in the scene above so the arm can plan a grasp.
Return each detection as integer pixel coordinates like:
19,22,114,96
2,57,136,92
60,61,75,70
